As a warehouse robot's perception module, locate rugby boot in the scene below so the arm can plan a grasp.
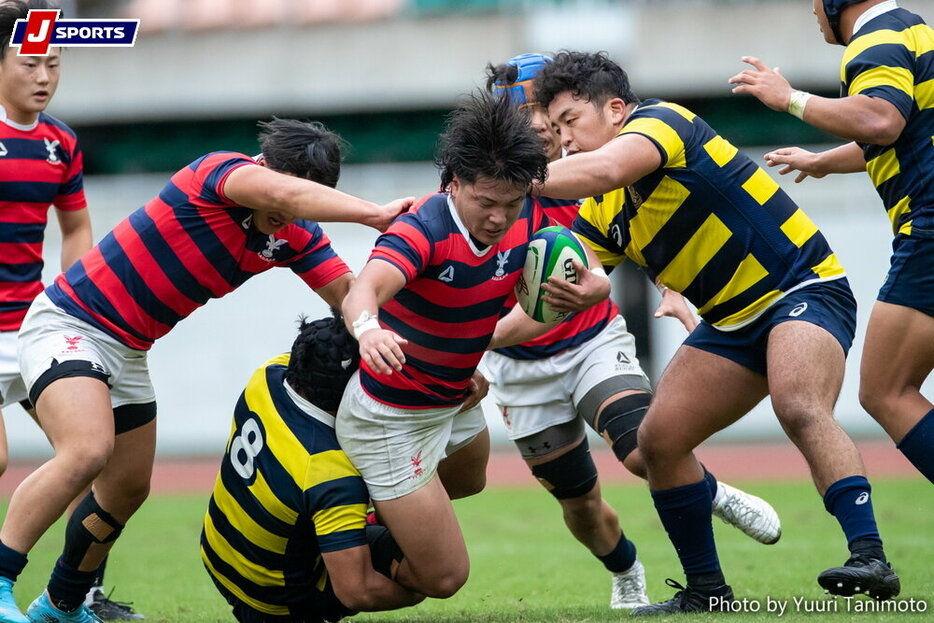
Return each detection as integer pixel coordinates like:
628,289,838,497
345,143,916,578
712,482,781,544
25,592,102,623
0,578,28,623
86,589,144,621
610,559,649,609
818,555,900,600
630,578,733,616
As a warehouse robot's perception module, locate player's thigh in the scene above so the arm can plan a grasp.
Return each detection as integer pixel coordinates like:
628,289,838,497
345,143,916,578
438,410,489,499
860,301,934,396
641,343,768,456
764,281,857,419
372,475,468,588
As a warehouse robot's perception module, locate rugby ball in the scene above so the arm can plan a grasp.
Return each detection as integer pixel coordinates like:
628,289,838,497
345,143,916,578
515,226,589,323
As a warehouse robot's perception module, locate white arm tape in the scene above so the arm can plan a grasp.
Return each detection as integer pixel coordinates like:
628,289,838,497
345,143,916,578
352,311,381,340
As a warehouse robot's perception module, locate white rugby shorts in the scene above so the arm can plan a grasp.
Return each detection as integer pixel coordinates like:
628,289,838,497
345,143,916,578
483,315,650,440
17,292,155,408
336,371,487,501
0,331,27,407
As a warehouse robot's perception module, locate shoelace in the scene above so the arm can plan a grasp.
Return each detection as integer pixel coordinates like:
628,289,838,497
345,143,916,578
717,493,762,526
613,571,644,598
94,589,137,613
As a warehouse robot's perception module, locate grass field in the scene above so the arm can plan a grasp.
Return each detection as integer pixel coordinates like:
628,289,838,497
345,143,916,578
2,477,930,622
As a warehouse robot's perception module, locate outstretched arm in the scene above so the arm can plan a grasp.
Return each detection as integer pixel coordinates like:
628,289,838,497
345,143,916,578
729,56,905,145
536,134,661,200
762,143,866,183
224,164,413,232
341,259,409,375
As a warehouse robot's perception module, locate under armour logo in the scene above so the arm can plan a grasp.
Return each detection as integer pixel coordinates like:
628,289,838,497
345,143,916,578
438,265,454,283
855,492,870,505
44,138,60,164
789,302,808,317
493,249,511,279
89,361,106,374
259,235,287,260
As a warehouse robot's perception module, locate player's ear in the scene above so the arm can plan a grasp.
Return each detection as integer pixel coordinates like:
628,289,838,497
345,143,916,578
606,98,628,125
449,175,461,199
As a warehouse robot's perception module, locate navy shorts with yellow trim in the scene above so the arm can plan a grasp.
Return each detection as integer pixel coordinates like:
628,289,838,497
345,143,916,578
877,233,934,317
684,278,857,376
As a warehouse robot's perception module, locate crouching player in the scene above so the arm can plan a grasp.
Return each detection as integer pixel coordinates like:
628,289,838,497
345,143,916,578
201,312,423,622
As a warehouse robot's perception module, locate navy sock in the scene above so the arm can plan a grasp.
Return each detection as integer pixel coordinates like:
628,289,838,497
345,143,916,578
823,476,882,550
47,558,97,612
596,534,637,573
896,408,934,484
651,479,721,578
93,556,107,588
0,541,27,583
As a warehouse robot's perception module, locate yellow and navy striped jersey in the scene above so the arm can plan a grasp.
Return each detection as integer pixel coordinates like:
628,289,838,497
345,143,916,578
573,99,846,330
201,354,369,617
841,7,933,237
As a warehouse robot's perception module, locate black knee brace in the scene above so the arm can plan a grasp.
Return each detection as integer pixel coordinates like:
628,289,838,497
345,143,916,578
596,392,651,462
62,492,124,570
366,525,404,579
530,438,598,500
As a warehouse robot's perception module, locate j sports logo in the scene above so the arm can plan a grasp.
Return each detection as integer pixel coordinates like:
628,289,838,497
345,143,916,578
11,9,139,56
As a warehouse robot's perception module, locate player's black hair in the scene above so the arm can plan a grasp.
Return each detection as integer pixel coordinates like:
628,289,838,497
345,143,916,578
534,50,639,110
436,90,548,190
0,0,59,57
258,118,344,189
285,308,360,413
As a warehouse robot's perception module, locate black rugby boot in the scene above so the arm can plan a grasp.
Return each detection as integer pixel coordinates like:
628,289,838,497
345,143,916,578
630,578,734,615
818,554,900,600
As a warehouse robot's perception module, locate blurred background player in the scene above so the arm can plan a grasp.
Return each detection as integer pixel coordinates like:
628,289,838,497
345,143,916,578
202,311,423,622
480,53,781,610
337,91,611,601
0,2,139,620
0,118,411,623
729,0,933,486
533,50,899,613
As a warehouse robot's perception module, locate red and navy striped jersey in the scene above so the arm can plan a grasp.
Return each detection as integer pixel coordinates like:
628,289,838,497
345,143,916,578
0,112,86,331
45,152,349,350
842,7,933,237
361,192,549,408
494,195,619,360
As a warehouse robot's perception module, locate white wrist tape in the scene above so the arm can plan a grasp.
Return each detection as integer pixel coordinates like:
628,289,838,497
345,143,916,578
590,266,609,279
352,311,380,340
787,90,813,120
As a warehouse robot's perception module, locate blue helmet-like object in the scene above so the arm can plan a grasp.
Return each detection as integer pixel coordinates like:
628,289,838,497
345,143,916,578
823,0,871,43
491,53,553,108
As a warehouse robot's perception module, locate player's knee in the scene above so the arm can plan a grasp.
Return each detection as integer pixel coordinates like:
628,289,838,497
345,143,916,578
59,441,113,485
529,439,598,501
621,447,647,479
596,392,651,463
559,487,604,522
858,382,896,420
636,416,681,467
419,566,468,599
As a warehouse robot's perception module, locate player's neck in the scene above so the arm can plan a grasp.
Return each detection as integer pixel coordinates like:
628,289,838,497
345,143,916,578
0,103,40,130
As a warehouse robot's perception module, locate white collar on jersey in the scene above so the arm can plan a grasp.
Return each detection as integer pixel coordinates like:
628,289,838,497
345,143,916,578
446,194,493,257
282,378,336,428
0,105,39,131
854,0,898,34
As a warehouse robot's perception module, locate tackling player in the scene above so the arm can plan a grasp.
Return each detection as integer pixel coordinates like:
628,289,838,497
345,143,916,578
480,53,782,610
533,50,899,613
729,0,933,486
0,118,411,623
337,92,610,600
202,311,423,622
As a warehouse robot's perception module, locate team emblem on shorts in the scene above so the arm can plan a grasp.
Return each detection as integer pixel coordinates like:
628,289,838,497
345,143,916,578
63,335,83,351
409,450,424,480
